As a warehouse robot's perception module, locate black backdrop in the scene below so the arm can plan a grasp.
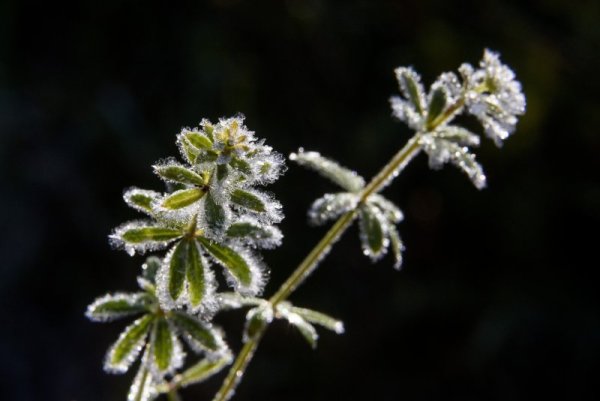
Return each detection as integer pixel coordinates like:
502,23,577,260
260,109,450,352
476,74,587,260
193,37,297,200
1,0,599,400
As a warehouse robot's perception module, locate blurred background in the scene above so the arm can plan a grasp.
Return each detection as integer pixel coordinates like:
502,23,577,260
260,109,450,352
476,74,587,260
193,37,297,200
1,0,599,400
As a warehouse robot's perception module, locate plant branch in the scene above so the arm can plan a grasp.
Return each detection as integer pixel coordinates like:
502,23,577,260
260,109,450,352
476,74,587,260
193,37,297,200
211,134,422,401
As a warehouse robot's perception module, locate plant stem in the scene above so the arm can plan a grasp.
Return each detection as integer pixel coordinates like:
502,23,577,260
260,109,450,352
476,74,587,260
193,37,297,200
212,330,263,401
212,135,422,401
167,389,182,401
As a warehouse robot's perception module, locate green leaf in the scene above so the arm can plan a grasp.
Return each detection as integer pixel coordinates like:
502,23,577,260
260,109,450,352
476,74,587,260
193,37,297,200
275,303,319,348
177,353,232,388
226,222,270,239
230,157,252,175
162,188,205,209
290,306,345,334
124,188,159,214
86,293,152,322
358,205,386,260
179,136,200,164
168,240,188,301
230,189,266,212
203,192,226,231
426,87,447,126
107,314,154,372
142,256,162,283
216,164,229,182
154,164,205,186
397,68,425,114
436,125,480,146
186,240,206,307
185,131,213,150
169,311,221,352
290,315,318,349
289,150,365,192
244,306,272,342
197,238,252,287
128,348,156,401
152,318,174,372
121,227,182,244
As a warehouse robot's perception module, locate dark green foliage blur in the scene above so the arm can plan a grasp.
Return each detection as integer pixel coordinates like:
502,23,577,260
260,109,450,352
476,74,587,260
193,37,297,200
1,0,599,400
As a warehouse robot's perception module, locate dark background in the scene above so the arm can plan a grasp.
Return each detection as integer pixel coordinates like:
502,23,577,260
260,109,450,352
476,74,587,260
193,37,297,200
1,0,599,400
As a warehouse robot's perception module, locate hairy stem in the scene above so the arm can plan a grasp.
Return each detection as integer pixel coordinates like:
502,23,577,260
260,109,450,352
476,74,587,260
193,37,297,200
211,135,422,401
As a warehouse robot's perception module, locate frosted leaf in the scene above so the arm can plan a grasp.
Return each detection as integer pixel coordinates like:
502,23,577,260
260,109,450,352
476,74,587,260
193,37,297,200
200,191,229,236
290,149,365,193
248,151,287,186
153,161,206,186
198,238,265,296
149,318,184,376
281,303,345,335
225,218,283,249
276,303,318,349
389,96,424,131
420,136,487,189
176,128,214,165
230,188,283,225
432,72,463,106
308,192,359,226
464,49,526,146
86,292,153,322
388,224,405,270
110,221,182,256
127,347,157,401
368,194,404,223
177,352,233,388
244,304,273,342
426,86,447,127
155,241,217,315
394,67,427,116
435,125,480,147
160,188,206,210
105,314,154,374
216,292,266,310
123,188,160,215
358,203,390,262
169,311,227,355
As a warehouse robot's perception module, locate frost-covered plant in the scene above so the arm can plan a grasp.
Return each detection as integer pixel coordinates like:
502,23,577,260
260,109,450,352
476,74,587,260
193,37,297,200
87,49,525,401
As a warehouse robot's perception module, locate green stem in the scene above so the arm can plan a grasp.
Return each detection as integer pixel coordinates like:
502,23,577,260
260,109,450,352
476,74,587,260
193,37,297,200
212,331,263,401
167,389,182,401
211,135,422,401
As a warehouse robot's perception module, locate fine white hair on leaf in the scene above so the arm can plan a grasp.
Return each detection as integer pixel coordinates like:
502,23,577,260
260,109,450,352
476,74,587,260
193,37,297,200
290,149,365,193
